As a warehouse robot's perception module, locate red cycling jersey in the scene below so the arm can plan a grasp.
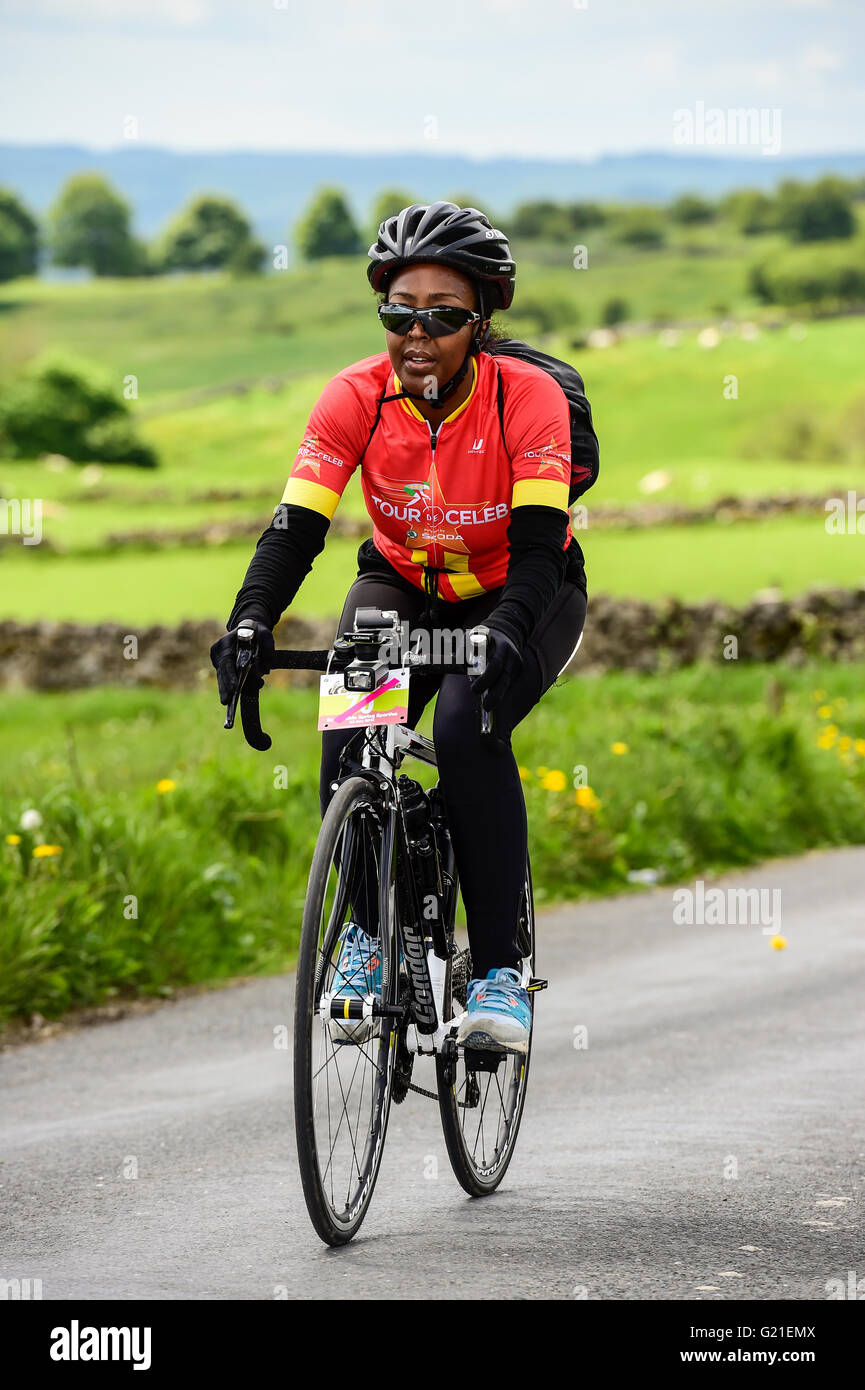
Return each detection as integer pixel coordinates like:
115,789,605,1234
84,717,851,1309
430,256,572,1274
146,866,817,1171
281,349,582,603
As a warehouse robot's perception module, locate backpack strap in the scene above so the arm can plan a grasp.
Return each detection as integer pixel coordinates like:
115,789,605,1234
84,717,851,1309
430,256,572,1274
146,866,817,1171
357,388,407,466
495,363,512,462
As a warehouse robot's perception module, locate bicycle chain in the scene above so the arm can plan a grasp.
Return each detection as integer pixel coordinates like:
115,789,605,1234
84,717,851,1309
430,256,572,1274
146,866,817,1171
407,1080,440,1101
407,1080,472,1108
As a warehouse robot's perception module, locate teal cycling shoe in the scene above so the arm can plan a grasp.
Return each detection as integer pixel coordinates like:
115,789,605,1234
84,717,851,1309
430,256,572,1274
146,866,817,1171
456,967,531,1054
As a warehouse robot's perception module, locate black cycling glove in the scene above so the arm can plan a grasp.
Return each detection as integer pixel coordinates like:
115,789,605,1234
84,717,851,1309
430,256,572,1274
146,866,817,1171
468,625,524,712
210,619,275,707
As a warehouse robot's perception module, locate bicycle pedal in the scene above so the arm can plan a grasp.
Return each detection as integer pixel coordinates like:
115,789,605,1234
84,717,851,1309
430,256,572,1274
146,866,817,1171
527,977,548,993
463,1046,506,1073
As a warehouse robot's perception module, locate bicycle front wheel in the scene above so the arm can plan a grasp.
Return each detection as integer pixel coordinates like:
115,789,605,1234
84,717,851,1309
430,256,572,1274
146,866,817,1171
293,776,398,1245
436,857,536,1196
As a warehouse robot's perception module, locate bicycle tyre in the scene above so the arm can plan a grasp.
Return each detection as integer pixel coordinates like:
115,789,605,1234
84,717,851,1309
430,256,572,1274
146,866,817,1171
436,856,536,1196
293,776,398,1244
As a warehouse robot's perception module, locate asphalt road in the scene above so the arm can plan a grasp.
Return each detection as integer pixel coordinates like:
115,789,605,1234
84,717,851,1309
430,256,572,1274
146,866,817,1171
2,847,863,1300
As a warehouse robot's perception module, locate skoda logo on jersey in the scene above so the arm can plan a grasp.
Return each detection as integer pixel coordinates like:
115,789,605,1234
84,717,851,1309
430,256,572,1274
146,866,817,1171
468,438,485,454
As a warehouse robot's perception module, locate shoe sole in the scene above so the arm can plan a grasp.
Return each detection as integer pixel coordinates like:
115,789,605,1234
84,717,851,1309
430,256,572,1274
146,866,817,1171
456,1026,529,1055
327,1019,378,1046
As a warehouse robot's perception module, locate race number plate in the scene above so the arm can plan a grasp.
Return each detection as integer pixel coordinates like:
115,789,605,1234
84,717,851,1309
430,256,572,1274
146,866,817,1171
317,668,410,731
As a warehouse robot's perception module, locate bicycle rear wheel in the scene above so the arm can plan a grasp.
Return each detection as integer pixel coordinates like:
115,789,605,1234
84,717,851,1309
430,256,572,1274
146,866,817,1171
293,776,398,1244
436,857,536,1196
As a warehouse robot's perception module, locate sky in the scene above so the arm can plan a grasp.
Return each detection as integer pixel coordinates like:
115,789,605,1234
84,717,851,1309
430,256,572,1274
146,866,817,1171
0,0,863,159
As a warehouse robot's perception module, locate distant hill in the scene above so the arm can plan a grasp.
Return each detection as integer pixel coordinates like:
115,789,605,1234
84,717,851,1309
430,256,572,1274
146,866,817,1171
2,143,864,249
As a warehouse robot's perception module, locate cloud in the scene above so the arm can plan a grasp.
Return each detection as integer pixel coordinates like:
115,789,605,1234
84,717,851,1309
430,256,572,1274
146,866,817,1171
800,43,843,71
4,0,209,25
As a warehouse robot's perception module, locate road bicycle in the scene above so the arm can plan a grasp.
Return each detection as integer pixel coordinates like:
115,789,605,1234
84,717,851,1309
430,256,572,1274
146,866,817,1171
224,608,545,1245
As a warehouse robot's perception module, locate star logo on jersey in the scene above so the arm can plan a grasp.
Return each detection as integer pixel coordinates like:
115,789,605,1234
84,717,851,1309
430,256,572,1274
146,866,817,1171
527,434,571,479
294,432,322,479
364,461,499,567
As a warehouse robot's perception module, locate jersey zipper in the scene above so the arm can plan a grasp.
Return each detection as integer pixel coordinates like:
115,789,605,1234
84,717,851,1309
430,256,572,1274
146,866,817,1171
424,420,442,610
427,421,441,567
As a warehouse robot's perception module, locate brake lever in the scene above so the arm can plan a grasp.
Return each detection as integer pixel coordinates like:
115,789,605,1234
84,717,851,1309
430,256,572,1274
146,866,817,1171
466,629,495,740
223,626,256,731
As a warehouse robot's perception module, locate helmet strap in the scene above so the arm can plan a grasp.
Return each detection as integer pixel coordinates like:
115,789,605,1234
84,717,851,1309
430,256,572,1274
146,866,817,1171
397,354,471,408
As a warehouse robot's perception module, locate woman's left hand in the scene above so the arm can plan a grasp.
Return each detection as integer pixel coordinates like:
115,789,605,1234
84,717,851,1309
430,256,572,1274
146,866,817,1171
468,625,523,711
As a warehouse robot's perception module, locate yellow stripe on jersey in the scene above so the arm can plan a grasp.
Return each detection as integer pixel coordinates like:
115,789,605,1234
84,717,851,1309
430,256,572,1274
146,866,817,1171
281,476,342,519
512,478,569,510
447,571,487,599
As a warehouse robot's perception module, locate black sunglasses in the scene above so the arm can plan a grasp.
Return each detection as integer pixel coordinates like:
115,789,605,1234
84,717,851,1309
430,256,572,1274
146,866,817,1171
378,303,480,338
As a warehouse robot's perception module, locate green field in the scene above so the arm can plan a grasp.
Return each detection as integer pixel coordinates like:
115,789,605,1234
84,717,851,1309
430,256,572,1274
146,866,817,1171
2,664,864,1024
5,511,865,626
2,297,865,622
0,225,804,404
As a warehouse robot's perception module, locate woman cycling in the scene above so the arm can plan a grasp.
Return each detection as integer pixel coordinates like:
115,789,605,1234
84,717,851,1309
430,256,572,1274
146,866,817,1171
212,202,593,1054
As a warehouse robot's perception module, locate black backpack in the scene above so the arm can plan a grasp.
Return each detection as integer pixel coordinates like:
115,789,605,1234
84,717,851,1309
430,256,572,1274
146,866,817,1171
488,338,599,504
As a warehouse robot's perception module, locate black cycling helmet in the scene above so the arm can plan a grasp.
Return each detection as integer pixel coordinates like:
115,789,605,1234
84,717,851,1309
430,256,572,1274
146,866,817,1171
367,201,516,312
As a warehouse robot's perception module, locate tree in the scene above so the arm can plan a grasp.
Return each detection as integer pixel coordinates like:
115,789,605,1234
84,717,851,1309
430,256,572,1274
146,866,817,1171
0,353,157,467
227,237,267,276
669,193,716,225
601,297,629,326
295,187,363,260
511,200,571,240
719,188,777,235
155,195,258,271
614,208,666,249
510,292,579,335
369,188,417,235
564,201,607,231
0,189,39,282
776,177,855,243
748,244,865,309
48,173,141,276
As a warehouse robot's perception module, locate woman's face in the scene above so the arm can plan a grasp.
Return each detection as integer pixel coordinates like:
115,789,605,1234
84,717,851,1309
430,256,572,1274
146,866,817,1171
382,263,483,397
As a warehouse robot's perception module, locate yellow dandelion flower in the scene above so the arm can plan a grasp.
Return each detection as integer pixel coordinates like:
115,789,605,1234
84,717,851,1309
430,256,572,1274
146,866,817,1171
32,844,62,858
575,786,600,811
855,739,865,756
817,705,833,719
535,766,549,778
156,778,177,794
5,833,21,845
839,736,852,753
817,731,836,750
611,741,629,755
541,770,567,791
770,934,787,951
518,765,531,781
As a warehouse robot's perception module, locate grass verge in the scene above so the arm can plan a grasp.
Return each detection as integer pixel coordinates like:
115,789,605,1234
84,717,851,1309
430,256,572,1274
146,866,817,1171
1,663,864,1025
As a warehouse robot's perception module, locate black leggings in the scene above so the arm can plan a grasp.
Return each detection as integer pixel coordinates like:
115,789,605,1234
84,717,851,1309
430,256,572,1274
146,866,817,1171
319,568,587,979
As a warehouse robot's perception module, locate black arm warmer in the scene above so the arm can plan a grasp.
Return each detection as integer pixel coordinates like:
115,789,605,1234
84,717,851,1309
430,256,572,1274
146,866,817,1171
487,505,571,650
226,503,330,630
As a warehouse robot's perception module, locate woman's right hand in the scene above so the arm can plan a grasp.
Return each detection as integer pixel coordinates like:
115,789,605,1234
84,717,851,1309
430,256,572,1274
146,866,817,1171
210,619,275,706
